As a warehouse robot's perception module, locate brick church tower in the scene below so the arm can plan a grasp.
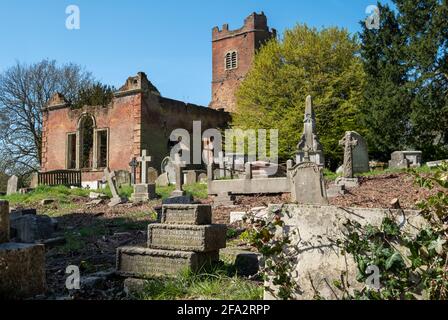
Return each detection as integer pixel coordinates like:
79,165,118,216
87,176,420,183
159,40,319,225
209,12,276,113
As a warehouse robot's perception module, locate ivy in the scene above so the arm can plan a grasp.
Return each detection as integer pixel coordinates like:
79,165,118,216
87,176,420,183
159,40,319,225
340,163,448,300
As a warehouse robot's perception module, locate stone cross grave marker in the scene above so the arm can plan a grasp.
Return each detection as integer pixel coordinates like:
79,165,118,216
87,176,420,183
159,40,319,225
339,132,358,179
6,175,18,196
129,157,138,185
104,168,124,207
137,150,151,184
172,154,187,197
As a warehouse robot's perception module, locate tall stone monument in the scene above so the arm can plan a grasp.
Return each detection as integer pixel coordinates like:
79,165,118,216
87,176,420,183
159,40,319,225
131,150,156,203
296,96,324,167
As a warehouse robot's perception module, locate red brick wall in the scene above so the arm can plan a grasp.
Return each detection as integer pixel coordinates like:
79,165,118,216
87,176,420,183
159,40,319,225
41,93,141,182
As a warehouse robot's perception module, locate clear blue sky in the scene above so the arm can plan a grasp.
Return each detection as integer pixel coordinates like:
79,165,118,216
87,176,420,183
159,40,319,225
0,0,392,106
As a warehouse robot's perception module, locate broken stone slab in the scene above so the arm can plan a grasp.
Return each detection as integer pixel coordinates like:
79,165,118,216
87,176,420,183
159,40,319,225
116,246,219,278
0,242,46,298
327,184,346,198
213,192,236,207
108,197,127,207
162,195,194,205
86,199,104,206
427,160,448,168
89,192,108,200
335,177,359,188
230,212,246,224
220,248,261,277
40,199,55,206
161,204,212,225
10,214,58,243
147,224,227,252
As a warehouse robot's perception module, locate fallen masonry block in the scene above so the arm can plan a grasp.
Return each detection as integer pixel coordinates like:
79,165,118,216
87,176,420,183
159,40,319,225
161,204,212,225
147,224,227,252
10,214,57,243
116,246,219,278
0,242,46,298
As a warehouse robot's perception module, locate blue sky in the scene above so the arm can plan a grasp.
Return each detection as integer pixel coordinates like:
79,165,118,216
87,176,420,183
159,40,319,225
0,0,392,106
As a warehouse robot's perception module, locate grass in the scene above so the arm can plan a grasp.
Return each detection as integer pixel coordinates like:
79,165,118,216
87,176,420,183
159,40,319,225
134,265,263,300
156,183,208,200
322,165,436,181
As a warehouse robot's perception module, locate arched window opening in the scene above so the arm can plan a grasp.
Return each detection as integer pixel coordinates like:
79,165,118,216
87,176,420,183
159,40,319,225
80,116,94,169
225,51,238,70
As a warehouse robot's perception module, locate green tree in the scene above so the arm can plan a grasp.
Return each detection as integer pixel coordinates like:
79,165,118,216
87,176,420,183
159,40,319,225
360,0,448,161
233,25,365,168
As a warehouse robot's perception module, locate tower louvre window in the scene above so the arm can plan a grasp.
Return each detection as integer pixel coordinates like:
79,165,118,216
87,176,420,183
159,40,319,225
225,51,238,70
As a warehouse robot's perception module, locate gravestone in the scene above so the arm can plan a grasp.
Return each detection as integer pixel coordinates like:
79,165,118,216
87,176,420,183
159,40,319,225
147,167,158,184
335,131,360,188
30,173,38,189
198,173,207,183
131,150,156,203
389,151,423,169
6,175,18,196
289,162,328,205
339,131,369,174
296,96,324,167
156,172,169,187
129,157,138,185
171,154,186,197
161,157,176,185
0,200,46,298
116,204,226,279
104,168,126,207
115,170,131,188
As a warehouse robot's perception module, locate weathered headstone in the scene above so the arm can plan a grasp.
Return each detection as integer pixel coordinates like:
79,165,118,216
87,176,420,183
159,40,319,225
30,172,38,189
131,150,156,203
335,131,360,188
6,175,18,196
104,168,126,207
156,172,169,187
296,96,324,167
289,162,328,205
10,214,57,243
115,170,131,188
129,157,138,185
348,131,369,174
389,151,422,169
147,167,158,184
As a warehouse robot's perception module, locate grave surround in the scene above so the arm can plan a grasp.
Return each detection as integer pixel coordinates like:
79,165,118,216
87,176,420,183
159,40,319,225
116,204,226,278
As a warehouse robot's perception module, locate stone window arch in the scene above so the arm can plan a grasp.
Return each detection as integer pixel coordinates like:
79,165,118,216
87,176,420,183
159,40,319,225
66,113,109,171
225,51,238,70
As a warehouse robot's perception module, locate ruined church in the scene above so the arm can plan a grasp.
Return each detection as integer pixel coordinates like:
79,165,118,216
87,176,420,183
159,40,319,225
41,12,276,186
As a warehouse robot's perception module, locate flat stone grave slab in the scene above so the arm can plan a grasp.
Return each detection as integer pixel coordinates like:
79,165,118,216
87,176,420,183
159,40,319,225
161,204,212,225
147,224,227,252
0,242,46,298
116,246,219,278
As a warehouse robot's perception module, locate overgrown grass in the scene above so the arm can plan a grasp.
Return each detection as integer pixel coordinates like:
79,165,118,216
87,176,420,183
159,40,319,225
0,185,91,206
134,265,263,300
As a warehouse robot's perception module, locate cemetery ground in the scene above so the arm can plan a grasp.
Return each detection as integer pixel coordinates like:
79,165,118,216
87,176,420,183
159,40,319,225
0,166,442,300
